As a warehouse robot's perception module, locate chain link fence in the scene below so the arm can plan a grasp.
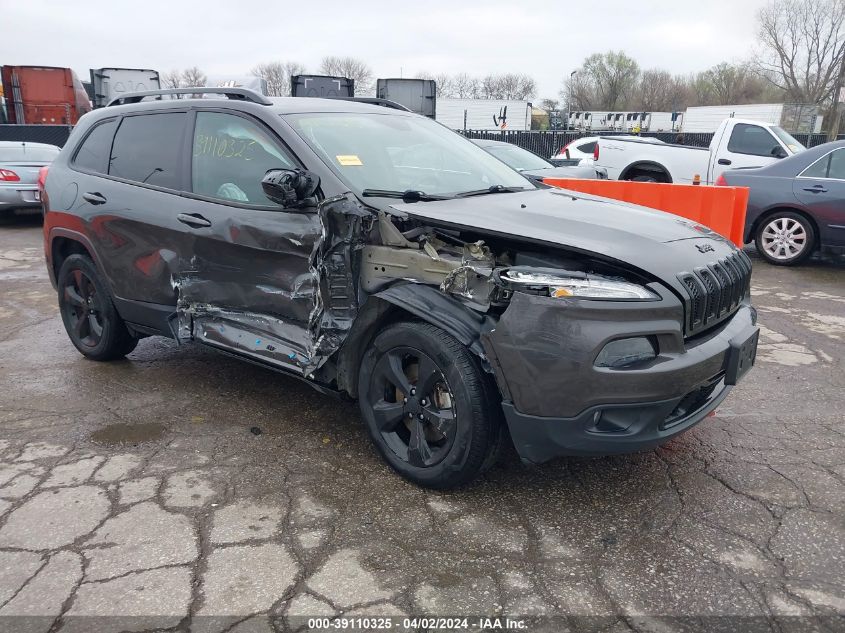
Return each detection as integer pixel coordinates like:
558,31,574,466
0,124,73,147
459,129,844,158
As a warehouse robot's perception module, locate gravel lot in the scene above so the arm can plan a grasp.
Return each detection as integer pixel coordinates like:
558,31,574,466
0,217,843,632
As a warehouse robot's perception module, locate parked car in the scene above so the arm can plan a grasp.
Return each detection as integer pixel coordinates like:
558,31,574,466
42,88,759,489
471,138,605,179
551,135,663,165
0,141,60,217
717,140,845,266
595,118,805,184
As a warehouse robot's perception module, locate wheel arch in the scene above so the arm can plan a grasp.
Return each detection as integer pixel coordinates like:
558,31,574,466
49,230,100,285
619,161,673,183
334,284,492,398
747,206,820,249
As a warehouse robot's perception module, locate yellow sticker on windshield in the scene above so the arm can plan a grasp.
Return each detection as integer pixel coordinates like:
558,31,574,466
336,155,363,166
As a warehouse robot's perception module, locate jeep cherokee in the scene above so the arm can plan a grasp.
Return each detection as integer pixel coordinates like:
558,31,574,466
42,88,759,488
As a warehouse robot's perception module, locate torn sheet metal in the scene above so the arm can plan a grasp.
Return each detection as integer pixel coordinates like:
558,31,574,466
174,192,373,377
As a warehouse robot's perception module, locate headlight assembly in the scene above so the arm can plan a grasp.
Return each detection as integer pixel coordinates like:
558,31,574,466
497,268,659,301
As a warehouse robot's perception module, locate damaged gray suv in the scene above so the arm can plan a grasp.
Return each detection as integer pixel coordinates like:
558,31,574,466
42,88,759,488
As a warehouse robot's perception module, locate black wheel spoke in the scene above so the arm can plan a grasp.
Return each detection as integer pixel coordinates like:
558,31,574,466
71,269,84,290
88,313,103,338
381,351,413,395
415,355,441,397
371,400,405,432
64,285,85,307
424,407,455,436
74,313,88,339
408,419,433,467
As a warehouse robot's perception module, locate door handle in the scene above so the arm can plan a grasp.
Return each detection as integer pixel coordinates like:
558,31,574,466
717,158,732,166
177,213,212,228
803,186,827,193
82,192,107,205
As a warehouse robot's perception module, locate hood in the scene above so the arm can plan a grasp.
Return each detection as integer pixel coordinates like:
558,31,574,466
391,188,739,295
521,166,596,179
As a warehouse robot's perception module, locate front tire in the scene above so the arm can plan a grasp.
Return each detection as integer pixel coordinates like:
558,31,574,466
358,321,503,489
754,211,815,266
57,254,138,360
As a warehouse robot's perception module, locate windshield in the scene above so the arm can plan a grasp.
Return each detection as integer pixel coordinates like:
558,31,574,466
483,144,551,171
0,145,60,162
286,112,533,196
771,126,805,154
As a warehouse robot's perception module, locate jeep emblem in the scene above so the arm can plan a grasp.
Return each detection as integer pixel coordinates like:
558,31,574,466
696,243,715,253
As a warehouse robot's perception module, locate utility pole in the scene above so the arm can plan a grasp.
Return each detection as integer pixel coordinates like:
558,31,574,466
568,70,577,130
827,47,845,141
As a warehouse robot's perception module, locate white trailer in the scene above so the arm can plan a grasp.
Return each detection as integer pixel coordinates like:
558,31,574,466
682,103,822,134
89,68,160,108
436,98,533,131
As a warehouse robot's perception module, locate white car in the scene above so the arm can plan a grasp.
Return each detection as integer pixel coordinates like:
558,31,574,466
551,135,664,165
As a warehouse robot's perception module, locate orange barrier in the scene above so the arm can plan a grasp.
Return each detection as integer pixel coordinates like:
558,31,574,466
543,178,749,247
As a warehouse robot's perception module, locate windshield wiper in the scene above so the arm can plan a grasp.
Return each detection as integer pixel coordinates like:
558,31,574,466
361,189,452,202
455,184,526,198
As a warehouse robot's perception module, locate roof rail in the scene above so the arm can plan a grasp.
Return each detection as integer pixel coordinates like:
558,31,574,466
107,87,272,107
331,97,412,112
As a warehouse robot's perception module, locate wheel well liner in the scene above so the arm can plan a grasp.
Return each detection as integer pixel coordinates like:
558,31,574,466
50,232,97,281
334,284,494,397
746,206,819,247
620,161,672,183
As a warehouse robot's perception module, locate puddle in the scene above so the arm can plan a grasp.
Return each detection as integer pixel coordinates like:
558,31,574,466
90,422,167,446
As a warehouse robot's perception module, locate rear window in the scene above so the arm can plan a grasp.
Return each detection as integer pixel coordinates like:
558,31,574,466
73,119,118,174
109,113,187,189
0,145,60,162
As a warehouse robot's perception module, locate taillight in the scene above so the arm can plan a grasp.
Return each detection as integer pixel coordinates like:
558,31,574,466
37,166,49,190
714,174,727,186
0,169,20,182
593,143,600,161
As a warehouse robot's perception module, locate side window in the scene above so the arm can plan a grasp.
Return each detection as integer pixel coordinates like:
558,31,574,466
109,113,187,189
727,123,781,157
73,119,118,174
191,111,294,205
801,154,830,179
577,141,596,154
827,149,845,180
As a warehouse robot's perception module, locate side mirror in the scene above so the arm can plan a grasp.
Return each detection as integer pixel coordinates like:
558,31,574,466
262,169,320,208
772,146,788,159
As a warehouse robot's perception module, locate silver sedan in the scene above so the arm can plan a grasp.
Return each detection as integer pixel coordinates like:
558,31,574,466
0,141,61,216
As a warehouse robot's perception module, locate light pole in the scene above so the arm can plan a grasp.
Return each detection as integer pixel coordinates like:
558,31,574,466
568,70,578,130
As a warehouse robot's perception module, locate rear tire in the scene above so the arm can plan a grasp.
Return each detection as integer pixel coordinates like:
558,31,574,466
358,321,503,489
57,254,138,361
754,211,815,266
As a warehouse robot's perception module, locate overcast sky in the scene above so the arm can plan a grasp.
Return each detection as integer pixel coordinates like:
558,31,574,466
3,0,770,98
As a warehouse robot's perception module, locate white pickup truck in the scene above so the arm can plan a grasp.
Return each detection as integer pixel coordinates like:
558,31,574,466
594,118,806,184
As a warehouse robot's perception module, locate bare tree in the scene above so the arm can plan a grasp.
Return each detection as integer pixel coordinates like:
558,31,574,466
181,67,207,88
564,51,640,110
252,61,306,96
540,98,560,111
449,73,478,98
319,56,374,95
416,71,455,97
755,0,845,103
635,69,675,110
705,62,769,104
162,70,183,89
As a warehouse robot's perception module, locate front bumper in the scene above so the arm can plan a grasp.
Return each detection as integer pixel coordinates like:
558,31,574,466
0,184,41,211
482,287,757,463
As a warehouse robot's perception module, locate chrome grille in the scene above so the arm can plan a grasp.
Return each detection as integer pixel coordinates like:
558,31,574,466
678,250,752,337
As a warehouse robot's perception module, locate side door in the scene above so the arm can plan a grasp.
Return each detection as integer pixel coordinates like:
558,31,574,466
173,108,323,373
794,147,845,248
713,122,781,179
71,110,195,312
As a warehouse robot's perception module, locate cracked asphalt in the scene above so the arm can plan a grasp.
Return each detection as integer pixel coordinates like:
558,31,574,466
0,216,843,632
